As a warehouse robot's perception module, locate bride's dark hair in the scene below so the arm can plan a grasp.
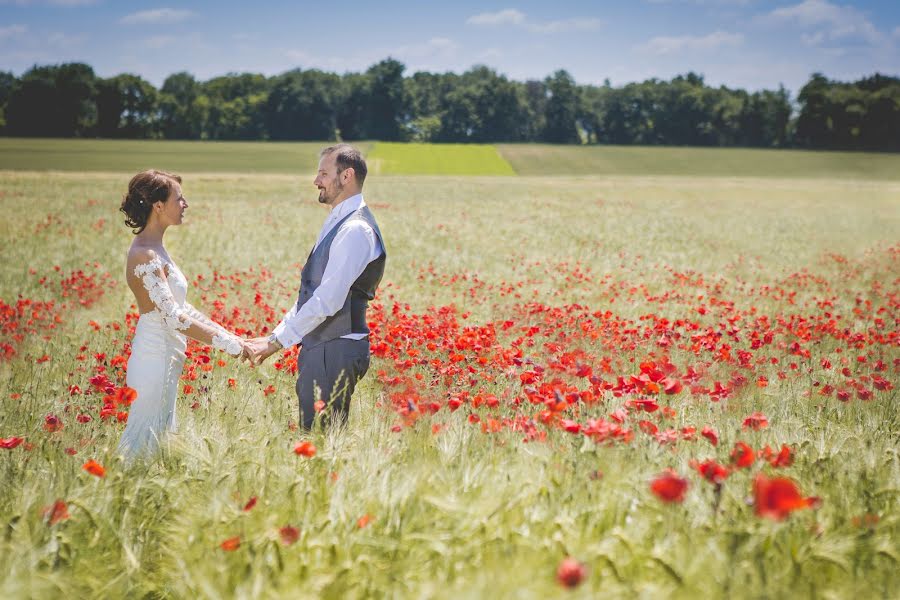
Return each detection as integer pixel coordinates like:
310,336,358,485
120,170,182,234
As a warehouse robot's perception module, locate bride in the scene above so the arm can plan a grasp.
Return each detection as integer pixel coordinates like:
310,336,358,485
117,170,247,461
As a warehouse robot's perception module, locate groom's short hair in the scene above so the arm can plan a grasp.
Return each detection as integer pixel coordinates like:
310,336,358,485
321,144,367,187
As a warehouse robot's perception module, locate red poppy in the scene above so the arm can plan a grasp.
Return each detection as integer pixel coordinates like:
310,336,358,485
556,557,586,588
294,441,316,457
115,386,137,406
220,536,241,551
742,412,769,430
82,459,105,477
731,442,756,468
767,444,794,468
279,526,300,546
662,377,683,394
357,514,372,529
650,469,689,503
701,427,718,447
693,459,729,484
753,473,820,520
0,437,24,449
243,496,257,512
43,414,63,433
42,499,70,525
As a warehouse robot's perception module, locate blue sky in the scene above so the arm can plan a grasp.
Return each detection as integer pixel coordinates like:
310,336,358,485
1,0,898,93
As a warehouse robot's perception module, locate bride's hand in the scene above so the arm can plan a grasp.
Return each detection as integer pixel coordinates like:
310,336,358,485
239,340,257,365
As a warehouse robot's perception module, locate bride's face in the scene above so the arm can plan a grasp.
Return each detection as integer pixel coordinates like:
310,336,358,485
157,182,188,226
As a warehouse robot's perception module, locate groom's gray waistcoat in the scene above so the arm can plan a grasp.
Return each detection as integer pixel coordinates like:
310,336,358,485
296,205,386,349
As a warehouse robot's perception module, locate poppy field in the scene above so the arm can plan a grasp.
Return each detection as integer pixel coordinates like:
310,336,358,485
0,167,898,598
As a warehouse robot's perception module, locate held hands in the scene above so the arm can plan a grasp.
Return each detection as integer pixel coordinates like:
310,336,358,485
241,336,282,366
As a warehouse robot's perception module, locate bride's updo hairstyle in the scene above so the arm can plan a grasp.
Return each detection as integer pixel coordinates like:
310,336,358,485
120,170,182,234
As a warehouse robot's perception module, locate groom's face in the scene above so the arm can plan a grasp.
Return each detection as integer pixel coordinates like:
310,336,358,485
314,153,343,207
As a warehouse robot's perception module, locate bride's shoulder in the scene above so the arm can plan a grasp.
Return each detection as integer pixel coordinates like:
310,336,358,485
127,245,164,276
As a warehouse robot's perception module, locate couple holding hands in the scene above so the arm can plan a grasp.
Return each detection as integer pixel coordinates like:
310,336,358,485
117,144,386,461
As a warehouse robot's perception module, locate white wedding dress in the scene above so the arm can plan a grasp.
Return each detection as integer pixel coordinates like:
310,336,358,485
117,256,243,461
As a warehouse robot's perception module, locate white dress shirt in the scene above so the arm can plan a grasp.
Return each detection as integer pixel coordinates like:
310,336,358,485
272,194,383,348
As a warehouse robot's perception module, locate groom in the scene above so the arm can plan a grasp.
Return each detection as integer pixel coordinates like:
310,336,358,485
247,144,386,429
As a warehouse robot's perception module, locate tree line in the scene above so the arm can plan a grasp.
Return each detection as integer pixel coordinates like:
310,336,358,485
1,59,897,150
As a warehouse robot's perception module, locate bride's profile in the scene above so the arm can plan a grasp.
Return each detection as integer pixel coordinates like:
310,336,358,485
117,170,247,461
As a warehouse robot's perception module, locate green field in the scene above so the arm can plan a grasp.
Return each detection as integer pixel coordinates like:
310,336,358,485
366,142,516,176
0,145,899,597
498,144,900,179
4,138,900,179
0,138,371,175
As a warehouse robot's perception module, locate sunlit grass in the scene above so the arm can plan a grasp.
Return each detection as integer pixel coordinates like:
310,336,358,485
0,168,898,597
345,142,515,176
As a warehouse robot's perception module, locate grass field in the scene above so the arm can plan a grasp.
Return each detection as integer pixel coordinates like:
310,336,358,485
366,142,515,176
497,143,900,180
0,145,899,598
4,138,900,180
0,139,372,175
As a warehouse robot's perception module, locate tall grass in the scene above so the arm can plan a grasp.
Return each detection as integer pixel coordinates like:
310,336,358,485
0,170,898,598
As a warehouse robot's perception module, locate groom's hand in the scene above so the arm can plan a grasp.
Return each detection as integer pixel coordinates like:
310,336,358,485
245,336,281,366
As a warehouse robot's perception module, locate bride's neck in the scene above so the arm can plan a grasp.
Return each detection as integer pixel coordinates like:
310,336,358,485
138,222,166,245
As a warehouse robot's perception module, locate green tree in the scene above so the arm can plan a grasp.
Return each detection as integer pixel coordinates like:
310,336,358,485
542,70,580,144
158,72,203,138
0,71,15,131
6,63,96,137
265,69,339,140
96,74,158,138
361,59,410,141
202,73,269,139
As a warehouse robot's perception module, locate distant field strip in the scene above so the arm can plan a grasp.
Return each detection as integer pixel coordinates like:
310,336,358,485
497,144,900,180
0,139,371,174
365,143,516,176
2,138,899,179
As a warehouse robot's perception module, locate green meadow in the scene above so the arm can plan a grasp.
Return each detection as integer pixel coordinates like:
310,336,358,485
0,141,898,598
3,138,900,179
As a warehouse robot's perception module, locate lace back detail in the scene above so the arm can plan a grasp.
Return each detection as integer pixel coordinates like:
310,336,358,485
133,257,191,331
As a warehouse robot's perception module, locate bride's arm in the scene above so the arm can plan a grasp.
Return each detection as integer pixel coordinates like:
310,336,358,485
129,249,245,356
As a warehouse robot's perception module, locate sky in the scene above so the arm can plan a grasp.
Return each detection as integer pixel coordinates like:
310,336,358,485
1,0,898,94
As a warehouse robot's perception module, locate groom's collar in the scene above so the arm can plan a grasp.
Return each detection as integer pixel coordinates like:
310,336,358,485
329,193,365,220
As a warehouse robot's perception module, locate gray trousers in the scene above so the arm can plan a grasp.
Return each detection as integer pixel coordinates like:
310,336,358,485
296,338,370,429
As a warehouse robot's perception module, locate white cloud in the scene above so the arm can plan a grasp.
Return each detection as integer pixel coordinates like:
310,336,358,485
0,24,27,40
120,8,196,25
765,0,883,46
526,18,603,34
466,9,525,26
892,25,900,38
642,30,744,54
467,9,602,34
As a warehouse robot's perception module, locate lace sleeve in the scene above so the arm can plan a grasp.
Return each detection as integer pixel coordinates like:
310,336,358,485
183,303,244,356
134,258,191,331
